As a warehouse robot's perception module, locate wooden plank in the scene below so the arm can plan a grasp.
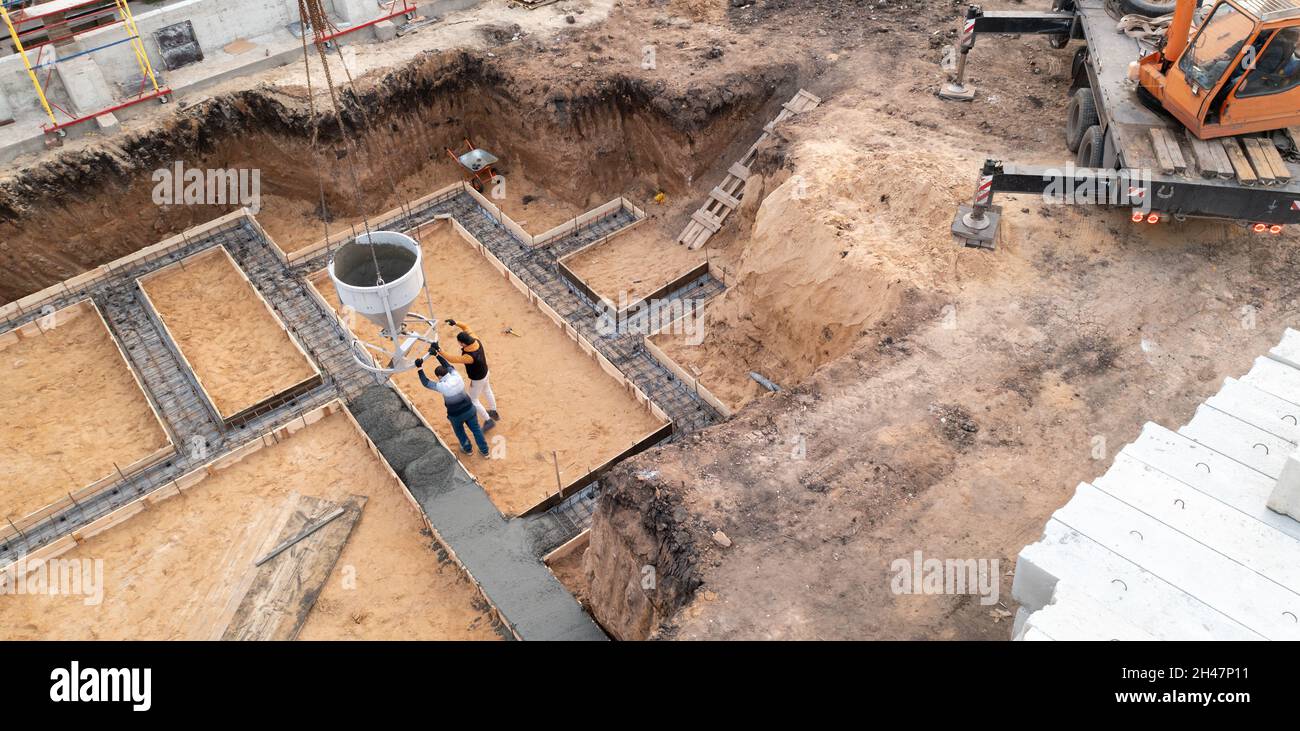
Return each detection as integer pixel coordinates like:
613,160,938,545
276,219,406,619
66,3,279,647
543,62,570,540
1243,137,1280,185
1186,136,1222,178
709,186,741,210
1153,129,1187,172
220,494,366,641
691,210,722,233
1147,129,1178,174
728,162,751,179
1256,138,1293,182
1222,138,1259,184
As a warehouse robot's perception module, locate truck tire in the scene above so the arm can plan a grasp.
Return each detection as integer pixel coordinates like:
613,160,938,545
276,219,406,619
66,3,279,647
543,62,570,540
1117,0,1177,16
1065,89,1099,152
1077,125,1105,168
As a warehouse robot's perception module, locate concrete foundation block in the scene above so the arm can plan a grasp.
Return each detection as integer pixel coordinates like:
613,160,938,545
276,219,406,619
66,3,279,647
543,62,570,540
333,0,381,23
1014,518,1257,640
55,56,114,116
94,113,119,131
1267,327,1300,370
1177,403,1290,478
1268,453,1300,522
373,19,398,42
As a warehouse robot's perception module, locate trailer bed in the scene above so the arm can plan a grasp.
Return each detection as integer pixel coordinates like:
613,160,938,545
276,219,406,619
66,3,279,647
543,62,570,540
1078,0,1298,193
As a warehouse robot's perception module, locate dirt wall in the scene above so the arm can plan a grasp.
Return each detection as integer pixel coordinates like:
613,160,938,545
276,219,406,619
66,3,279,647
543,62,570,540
0,50,793,304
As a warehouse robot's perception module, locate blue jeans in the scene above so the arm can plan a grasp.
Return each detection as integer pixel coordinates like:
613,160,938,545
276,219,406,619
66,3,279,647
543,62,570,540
449,408,489,455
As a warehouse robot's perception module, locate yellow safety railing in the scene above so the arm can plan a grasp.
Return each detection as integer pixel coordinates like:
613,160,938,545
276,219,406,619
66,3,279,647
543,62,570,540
115,0,160,94
0,1,163,132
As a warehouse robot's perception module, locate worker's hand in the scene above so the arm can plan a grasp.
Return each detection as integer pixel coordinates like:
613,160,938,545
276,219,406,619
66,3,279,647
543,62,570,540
414,358,424,368
428,341,440,354
445,318,457,326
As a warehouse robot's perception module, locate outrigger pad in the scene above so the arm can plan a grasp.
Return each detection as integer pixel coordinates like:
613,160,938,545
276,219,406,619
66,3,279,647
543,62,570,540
939,82,977,102
951,204,1001,250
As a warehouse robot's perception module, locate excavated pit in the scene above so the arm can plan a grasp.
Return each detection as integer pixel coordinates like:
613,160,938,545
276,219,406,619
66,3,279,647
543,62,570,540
0,51,795,304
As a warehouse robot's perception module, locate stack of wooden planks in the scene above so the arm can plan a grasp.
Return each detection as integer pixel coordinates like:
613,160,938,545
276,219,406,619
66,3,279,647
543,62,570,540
1177,130,1294,185
677,89,822,250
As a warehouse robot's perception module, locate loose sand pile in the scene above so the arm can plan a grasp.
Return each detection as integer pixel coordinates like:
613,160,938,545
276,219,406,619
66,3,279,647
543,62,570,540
0,303,170,521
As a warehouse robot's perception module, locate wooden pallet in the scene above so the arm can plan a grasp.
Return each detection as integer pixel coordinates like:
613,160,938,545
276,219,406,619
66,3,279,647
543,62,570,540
677,89,821,250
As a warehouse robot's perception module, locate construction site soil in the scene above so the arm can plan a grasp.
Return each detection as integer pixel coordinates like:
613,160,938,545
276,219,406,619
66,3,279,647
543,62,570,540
0,411,502,640
0,303,169,522
4,0,1300,639
140,247,318,418
313,220,665,517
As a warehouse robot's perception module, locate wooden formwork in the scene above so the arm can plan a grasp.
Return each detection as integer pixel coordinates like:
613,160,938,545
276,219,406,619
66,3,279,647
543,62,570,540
136,245,323,426
0,398,515,640
0,299,177,540
0,208,253,330
274,182,468,266
677,88,822,250
0,401,337,577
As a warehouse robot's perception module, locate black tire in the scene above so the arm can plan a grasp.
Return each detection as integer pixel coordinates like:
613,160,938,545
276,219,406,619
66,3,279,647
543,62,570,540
1065,88,1099,152
1076,125,1105,168
1116,0,1176,16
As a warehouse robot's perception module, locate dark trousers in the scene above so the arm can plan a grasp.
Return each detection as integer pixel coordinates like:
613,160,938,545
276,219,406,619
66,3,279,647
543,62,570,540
449,408,489,455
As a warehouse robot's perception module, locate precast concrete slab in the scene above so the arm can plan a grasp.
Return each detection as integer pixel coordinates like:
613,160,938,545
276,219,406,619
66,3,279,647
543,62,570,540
1014,329,1300,640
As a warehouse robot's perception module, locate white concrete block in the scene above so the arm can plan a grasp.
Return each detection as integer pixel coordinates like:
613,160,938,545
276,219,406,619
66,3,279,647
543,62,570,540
1057,484,1300,639
1016,626,1055,641
1267,328,1300,371
1094,457,1300,584
55,56,114,116
1014,518,1258,639
1268,454,1300,522
1243,355,1300,408
333,0,381,23
1125,423,1274,500
1207,377,1300,444
373,19,397,42
1178,404,1290,478
1019,582,1157,641
94,113,119,131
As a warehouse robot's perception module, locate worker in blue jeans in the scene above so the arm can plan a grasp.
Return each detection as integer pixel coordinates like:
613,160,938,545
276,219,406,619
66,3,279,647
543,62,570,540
416,344,489,456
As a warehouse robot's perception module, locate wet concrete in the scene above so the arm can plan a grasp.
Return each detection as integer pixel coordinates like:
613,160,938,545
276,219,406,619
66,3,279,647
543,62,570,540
348,384,605,641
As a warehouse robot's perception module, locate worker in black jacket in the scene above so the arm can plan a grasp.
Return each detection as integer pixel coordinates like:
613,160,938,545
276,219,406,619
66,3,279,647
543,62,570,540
440,319,498,429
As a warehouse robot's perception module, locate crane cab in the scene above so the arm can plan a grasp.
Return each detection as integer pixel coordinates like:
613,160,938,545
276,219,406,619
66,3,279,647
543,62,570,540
1142,0,1300,139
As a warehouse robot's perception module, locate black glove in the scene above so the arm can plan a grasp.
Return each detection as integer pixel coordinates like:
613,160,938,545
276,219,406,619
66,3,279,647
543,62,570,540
414,358,424,368
445,319,457,326
428,341,440,354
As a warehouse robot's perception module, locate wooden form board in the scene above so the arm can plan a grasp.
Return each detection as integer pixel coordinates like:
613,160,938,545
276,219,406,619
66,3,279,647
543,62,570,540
0,207,253,327
276,182,467,265
0,299,176,539
218,493,366,641
643,336,735,419
136,245,322,424
677,89,821,250
0,401,341,577
543,528,590,566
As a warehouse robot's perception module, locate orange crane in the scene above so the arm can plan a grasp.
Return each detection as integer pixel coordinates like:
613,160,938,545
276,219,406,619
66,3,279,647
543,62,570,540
943,0,1300,248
